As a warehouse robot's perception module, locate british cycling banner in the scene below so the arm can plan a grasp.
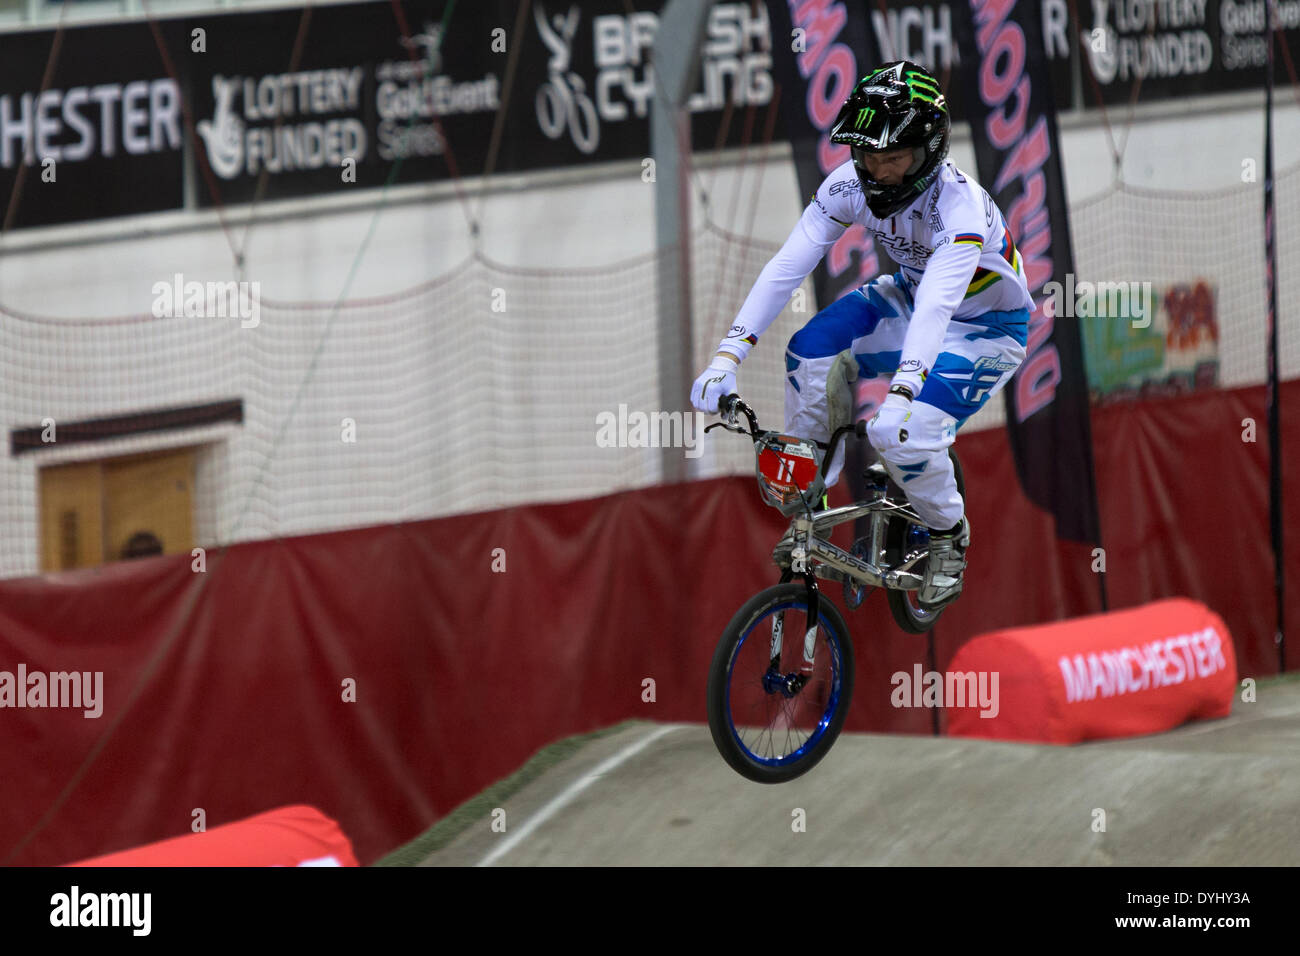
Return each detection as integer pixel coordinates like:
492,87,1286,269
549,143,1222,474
953,0,1102,544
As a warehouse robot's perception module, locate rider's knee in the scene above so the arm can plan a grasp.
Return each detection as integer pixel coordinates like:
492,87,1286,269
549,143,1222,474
873,402,959,464
787,319,846,362
786,327,813,362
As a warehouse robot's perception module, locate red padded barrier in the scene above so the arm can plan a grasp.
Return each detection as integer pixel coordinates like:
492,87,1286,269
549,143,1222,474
945,599,1237,742
66,805,359,867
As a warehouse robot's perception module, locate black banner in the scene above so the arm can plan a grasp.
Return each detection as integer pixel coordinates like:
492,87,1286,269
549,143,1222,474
767,0,885,311
1,0,777,226
5,0,1298,230
186,0,778,204
1080,0,1300,103
0,21,186,229
954,0,1102,545
850,0,1075,119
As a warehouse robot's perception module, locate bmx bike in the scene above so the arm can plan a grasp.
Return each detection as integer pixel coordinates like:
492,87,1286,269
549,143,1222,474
703,393,966,783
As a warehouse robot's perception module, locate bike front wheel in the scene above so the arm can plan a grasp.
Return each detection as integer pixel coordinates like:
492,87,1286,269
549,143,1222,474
706,582,855,784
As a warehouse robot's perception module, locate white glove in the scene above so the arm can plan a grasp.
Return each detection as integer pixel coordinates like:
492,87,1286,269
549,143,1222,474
866,390,913,455
690,357,738,413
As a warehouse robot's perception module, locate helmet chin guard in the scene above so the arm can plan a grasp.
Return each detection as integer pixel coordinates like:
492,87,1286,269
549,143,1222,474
829,61,950,219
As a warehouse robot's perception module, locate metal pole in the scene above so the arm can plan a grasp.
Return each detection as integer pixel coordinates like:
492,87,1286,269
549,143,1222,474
1264,0,1285,671
652,0,709,484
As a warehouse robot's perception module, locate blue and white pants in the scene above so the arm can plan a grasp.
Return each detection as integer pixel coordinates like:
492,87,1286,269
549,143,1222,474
785,273,1029,529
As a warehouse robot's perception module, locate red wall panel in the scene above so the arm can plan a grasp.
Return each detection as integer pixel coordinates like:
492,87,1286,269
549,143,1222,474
0,381,1293,865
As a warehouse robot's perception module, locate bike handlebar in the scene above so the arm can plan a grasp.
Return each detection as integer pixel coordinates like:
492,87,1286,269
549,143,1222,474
717,392,758,436
714,392,867,480
707,392,875,516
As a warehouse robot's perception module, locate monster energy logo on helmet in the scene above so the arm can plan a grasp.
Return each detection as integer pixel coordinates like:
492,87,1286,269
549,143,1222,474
904,69,941,105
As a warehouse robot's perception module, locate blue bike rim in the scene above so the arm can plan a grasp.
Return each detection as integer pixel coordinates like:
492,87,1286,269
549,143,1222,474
724,599,845,767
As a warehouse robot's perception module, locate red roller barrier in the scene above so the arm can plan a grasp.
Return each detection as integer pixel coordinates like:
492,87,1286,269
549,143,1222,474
65,805,358,867
946,599,1237,743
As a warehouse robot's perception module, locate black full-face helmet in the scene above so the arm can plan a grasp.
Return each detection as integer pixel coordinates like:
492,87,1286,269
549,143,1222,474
828,61,951,219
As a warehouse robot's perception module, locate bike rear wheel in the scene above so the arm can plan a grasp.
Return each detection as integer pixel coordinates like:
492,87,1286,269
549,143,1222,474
885,447,965,634
706,582,854,783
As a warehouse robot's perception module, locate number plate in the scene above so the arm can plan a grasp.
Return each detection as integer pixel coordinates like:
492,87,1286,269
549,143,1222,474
757,436,819,503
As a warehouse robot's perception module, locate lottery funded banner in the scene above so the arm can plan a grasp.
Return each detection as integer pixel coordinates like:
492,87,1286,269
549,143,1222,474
1082,0,1300,101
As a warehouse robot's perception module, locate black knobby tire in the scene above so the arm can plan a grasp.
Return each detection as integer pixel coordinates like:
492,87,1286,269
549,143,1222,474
706,582,855,784
884,447,966,634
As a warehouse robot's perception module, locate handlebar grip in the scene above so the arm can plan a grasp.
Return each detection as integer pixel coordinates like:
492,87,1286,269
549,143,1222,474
717,392,740,415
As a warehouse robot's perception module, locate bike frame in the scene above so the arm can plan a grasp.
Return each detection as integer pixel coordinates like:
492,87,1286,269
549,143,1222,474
707,395,930,594
780,496,929,592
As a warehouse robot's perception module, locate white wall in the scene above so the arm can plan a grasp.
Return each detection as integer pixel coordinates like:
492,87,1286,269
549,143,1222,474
1,90,1297,577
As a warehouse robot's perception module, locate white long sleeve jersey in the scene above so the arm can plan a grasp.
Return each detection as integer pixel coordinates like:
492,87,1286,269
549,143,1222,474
717,160,1034,397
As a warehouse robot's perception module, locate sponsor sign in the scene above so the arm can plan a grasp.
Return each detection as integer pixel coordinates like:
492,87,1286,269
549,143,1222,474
0,21,185,228
5,0,1295,229
189,0,776,203
1083,0,1300,100
2,0,775,226
947,598,1237,743
1079,279,1220,403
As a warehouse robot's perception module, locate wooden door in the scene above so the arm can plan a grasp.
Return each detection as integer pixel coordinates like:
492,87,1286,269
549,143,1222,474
39,447,196,571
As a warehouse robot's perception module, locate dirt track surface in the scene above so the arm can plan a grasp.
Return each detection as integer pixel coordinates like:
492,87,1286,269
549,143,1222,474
420,682,1300,866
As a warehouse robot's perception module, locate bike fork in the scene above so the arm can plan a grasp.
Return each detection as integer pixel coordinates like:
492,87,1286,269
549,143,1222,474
800,573,820,674
769,571,820,677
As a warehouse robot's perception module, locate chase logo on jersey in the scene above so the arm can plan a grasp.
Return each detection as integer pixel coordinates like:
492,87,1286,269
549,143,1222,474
873,232,933,267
